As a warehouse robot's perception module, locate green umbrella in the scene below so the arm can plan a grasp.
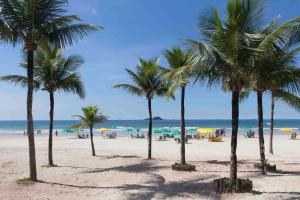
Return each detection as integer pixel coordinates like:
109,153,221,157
187,128,197,132
153,129,162,134
161,129,171,133
136,128,141,132
125,128,134,132
63,128,75,133
171,130,181,135
111,126,117,129
241,125,252,132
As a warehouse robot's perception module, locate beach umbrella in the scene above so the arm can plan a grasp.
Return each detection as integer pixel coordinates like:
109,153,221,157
99,128,109,132
171,130,181,136
280,128,296,132
153,129,162,134
63,128,75,133
111,126,117,129
161,129,171,133
125,128,134,132
187,128,197,132
241,125,252,132
136,128,141,132
197,128,215,134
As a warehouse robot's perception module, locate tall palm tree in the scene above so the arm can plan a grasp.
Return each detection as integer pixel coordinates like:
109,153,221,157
162,47,191,165
74,106,108,156
265,46,300,154
248,20,300,173
1,45,86,166
188,0,300,183
0,0,100,181
269,89,300,153
114,58,169,159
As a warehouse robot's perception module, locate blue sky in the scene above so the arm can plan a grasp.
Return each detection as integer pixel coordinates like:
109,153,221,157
0,0,299,120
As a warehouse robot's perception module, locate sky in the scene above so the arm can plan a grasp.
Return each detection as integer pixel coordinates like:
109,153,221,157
0,0,299,120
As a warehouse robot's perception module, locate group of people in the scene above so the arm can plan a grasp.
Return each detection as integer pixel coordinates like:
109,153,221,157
215,129,226,137
244,129,255,138
23,130,59,136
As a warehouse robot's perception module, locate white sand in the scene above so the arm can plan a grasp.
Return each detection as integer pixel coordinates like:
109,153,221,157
0,134,300,200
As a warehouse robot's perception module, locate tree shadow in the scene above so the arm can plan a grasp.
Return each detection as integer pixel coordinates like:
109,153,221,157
37,173,218,199
37,180,123,189
95,155,140,160
121,174,218,200
83,161,169,174
194,160,251,167
271,170,300,176
266,191,300,200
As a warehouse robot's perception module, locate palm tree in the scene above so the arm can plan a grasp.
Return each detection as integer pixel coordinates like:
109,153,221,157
264,46,300,154
188,0,300,184
269,89,300,154
1,45,86,166
74,106,108,156
248,21,300,173
162,47,191,165
0,0,100,180
114,58,169,159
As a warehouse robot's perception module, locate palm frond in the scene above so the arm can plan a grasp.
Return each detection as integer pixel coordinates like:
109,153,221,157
274,89,300,111
0,75,40,89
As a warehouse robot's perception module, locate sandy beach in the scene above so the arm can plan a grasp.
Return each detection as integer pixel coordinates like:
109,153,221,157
0,134,299,200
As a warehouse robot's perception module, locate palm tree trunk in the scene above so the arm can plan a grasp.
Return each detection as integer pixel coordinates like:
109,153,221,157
90,126,95,156
147,98,153,159
180,86,186,164
269,93,275,154
257,91,267,175
230,89,239,181
48,92,54,166
27,50,37,181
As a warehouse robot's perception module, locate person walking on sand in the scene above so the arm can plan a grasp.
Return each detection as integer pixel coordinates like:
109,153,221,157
55,130,58,136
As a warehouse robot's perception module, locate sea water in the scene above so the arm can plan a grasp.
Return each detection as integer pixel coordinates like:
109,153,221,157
0,119,299,135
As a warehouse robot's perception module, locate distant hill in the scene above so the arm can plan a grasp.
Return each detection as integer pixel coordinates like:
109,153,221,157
144,116,163,120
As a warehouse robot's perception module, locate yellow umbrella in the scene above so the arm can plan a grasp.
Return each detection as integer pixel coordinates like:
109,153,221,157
99,128,109,132
280,128,296,132
197,128,215,134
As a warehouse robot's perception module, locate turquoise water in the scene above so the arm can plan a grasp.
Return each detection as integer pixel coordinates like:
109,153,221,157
0,119,299,134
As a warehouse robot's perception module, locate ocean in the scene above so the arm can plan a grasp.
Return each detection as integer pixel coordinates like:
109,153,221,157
0,119,299,135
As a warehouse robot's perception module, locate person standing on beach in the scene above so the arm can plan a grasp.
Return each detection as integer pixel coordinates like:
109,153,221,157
55,130,58,137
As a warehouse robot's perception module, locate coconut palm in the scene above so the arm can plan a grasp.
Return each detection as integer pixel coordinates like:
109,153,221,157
73,106,108,156
1,45,86,166
188,0,300,184
114,58,169,159
162,47,191,165
248,20,300,173
264,46,300,154
0,0,100,180
269,89,300,153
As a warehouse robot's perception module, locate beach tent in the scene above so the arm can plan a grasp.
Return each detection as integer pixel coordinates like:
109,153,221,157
197,128,215,134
